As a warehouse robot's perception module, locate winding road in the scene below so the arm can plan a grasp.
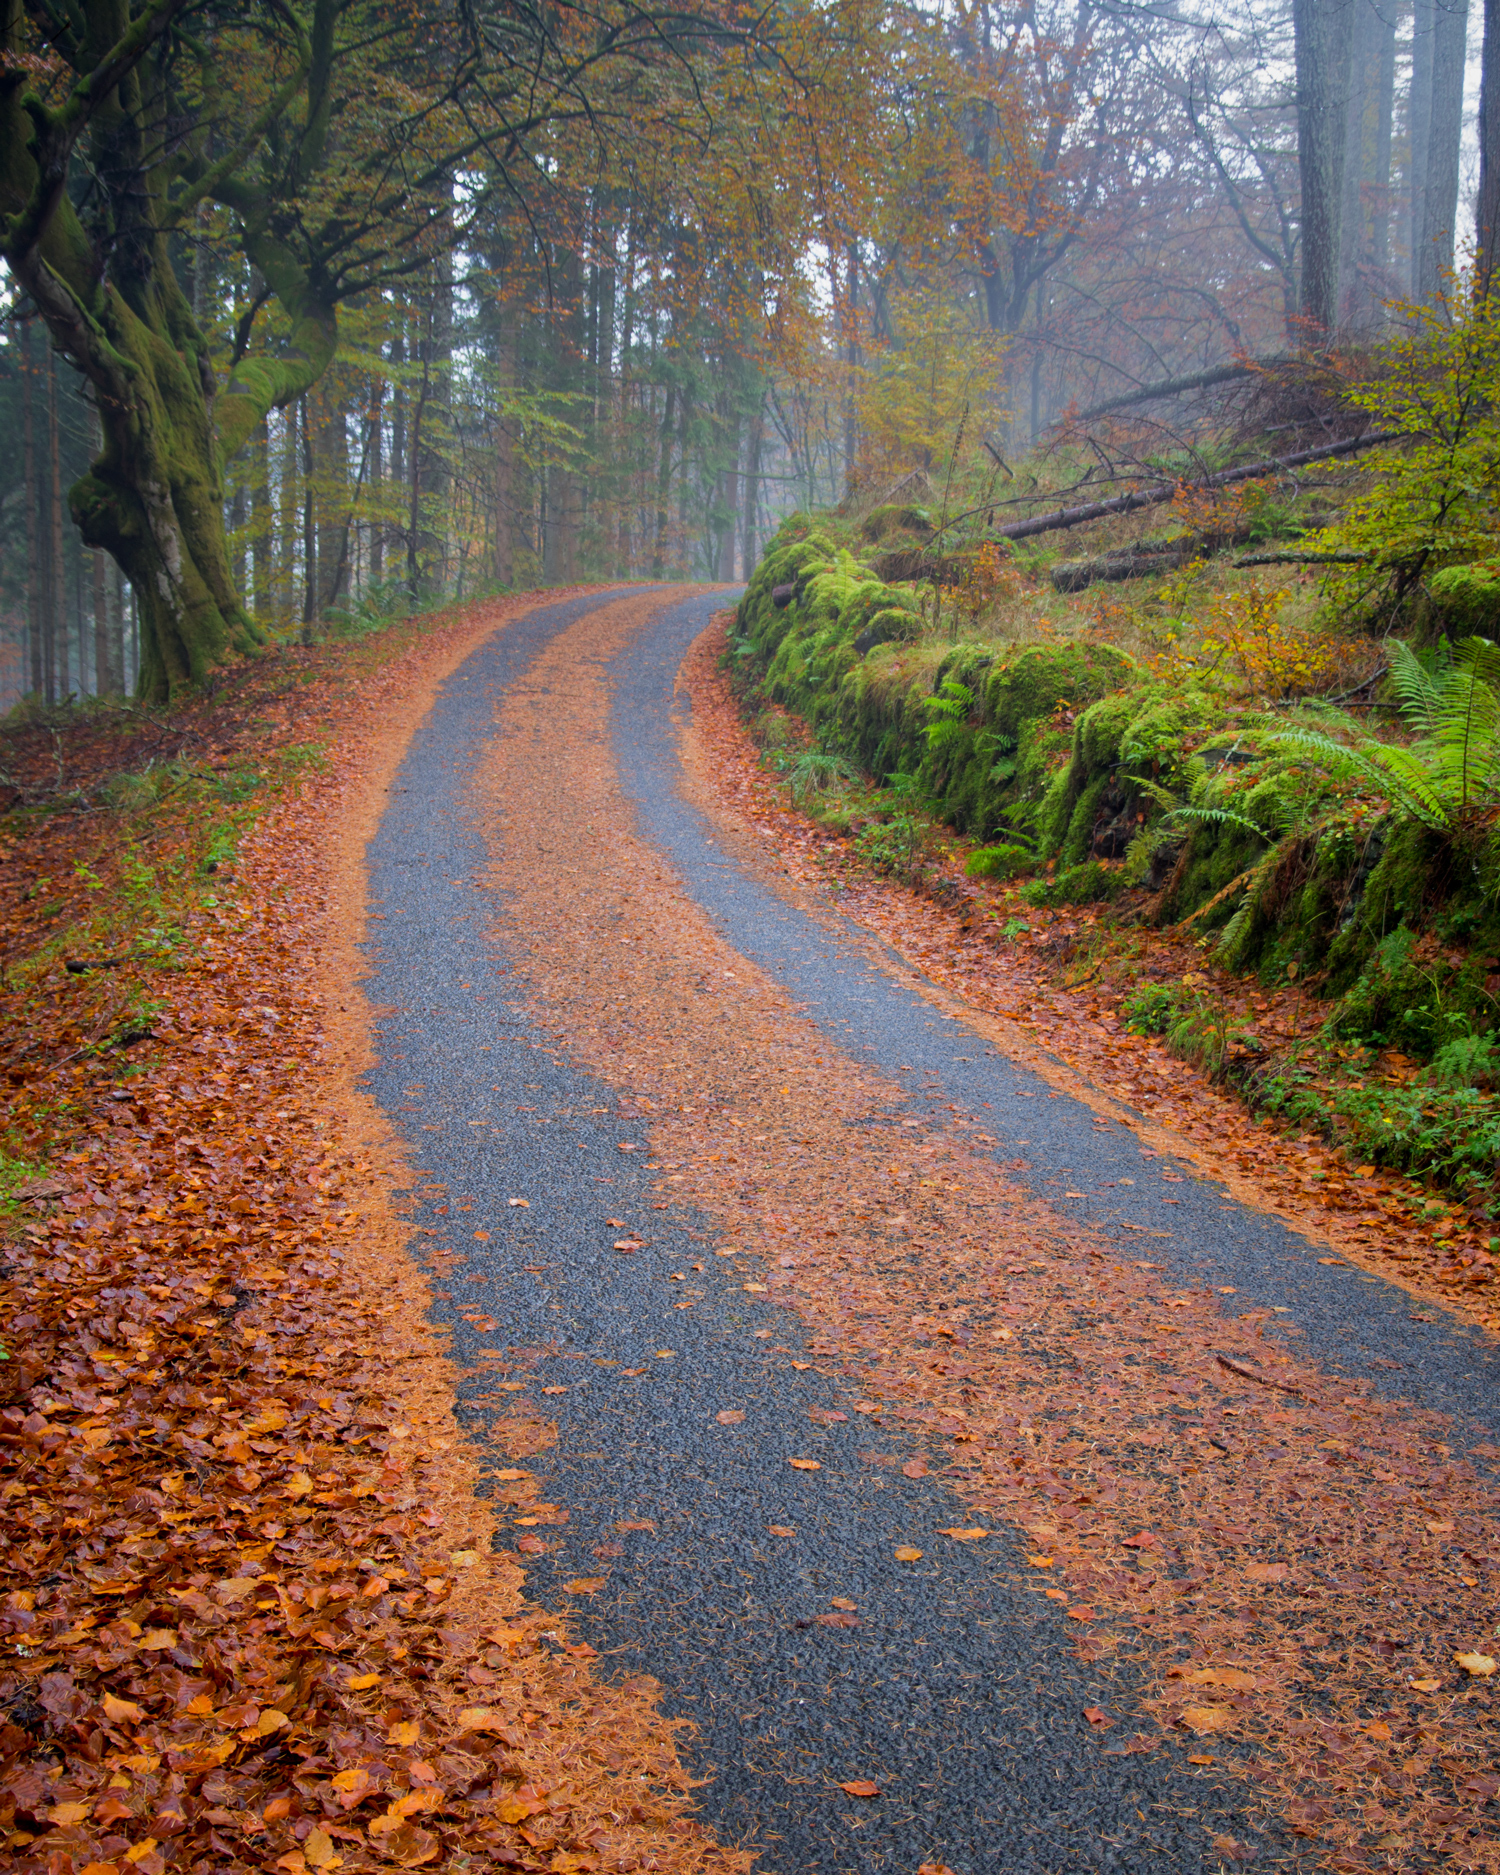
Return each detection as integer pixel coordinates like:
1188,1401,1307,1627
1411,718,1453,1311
357,587,1499,1875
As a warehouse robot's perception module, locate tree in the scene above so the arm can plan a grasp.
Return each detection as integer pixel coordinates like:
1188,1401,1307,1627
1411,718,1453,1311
0,0,747,697
1293,0,1354,335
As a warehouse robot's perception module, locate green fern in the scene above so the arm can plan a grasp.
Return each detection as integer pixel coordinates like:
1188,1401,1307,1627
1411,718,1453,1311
1269,636,1500,830
923,678,974,753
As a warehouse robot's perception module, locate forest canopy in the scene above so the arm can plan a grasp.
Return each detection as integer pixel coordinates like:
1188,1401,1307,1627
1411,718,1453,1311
1,0,1497,700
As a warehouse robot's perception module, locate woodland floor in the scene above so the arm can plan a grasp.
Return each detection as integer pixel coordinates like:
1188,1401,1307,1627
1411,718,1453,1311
1,588,1497,1875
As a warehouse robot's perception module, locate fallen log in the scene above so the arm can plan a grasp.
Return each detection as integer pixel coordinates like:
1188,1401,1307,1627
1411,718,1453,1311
1061,356,1291,426
1051,547,1194,592
995,431,1398,546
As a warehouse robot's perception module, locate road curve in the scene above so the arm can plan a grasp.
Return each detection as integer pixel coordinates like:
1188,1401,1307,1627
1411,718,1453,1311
358,587,1498,1874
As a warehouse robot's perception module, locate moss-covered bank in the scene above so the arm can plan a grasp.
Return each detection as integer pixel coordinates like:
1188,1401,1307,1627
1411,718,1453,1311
732,516,1500,1184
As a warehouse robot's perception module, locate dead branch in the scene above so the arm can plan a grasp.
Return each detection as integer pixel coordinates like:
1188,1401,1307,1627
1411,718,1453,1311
995,432,1398,546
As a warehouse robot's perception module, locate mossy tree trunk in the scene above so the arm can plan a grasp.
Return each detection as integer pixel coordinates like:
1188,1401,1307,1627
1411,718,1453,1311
1,0,335,698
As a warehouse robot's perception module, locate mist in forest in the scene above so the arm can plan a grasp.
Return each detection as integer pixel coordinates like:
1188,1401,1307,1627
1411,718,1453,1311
0,0,1489,703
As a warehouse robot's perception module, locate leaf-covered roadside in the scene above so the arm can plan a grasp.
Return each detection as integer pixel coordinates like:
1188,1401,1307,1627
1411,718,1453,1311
0,607,751,1875
469,594,1500,1874
688,617,1500,1337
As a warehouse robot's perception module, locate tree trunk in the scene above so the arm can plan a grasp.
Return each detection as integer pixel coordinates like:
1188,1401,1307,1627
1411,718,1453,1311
1409,0,1436,294
1338,0,1380,320
1372,1,1397,275
22,319,40,700
1418,0,1470,294
741,393,765,579
88,400,109,694
369,374,385,586
251,421,271,623
47,343,64,702
653,382,676,578
1294,0,1355,335
493,321,514,588
1479,0,1500,291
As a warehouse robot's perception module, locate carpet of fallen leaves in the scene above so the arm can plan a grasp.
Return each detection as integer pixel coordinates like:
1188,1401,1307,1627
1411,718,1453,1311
471,593,1499,1873
0,602,753,1875
681,619,1499,1339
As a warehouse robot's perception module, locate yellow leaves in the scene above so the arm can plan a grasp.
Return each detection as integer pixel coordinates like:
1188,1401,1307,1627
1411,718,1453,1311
457,1707,508,1734
256,1708,292,1736
285,1471,314,1498
1180,1668,1257,1691
304,1827,340,1869
473,1229,491,1241
494,1788,550,1825
894,1546,923,1562
124,1839,161,1864
1180,1706,1236,1735
48,1800,93,1825
347,1672,382,1690
138,1627,177,1650
507,1196,529,1208
716,1409,746,1424
789,1457,822,1471
331,1766,374,1806
102,1692,146,1724
563,1576,606,1595
768,1524,796,1537
653,1349,674,1360
244,1404,289,1434
742,1281,768,1293
1026,1554,1054,1569
938,1526,988,1542
1456,1651,1497,1677
838,1777,880,1798
215,1576,260,1602
1410,1677,1443,1693
387,1719,421,1746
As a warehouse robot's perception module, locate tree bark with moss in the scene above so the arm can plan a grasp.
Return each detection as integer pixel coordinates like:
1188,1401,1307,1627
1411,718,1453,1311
0,0,746,698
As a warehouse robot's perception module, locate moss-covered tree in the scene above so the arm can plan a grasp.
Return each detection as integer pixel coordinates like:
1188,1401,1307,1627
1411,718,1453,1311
0,0,744,697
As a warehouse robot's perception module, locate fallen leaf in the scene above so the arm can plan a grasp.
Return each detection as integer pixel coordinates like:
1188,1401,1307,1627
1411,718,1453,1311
938,1526,988,1541
1245,1562,1290,1582
473,1228,490,1240
387,1719,421,1746
49,1800,93,1825
613,1239,642,1252
564,1576,606,1594
894,1546,923,1561
347,1672,381,1690
830,1596,857,1611
617,1518,655,1532
139,1626,177,1649
1027,1555,1054,1568
839,1778,880,1797
769,1525,796,1537
1082,1707,1109,1726
789,1457,822,1471
1066,1605,1096,1621
285,1471,314,1498
1425,1520,1455,1534
1456,1651,1496,1676
304,1827,339,1869
654,1349,674,1359
102,1692,146,1723
1183,1667,1258,1691
1181,1706,1235,1734
901,1458,928,1478
917,1864,959,1875
494,1790,550,1825
508,1196,530,1207
1410,1677,1442,1692
1187,1754,1215,1765
716,1408,746,1424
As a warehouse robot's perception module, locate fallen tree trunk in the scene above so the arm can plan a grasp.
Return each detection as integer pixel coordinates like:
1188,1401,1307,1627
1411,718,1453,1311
1051,547,1196,592
1232,549,1370,567
996,431,1398,546
1061,357,1293,426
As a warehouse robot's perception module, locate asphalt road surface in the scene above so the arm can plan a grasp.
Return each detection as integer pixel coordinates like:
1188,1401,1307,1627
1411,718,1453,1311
359,588,1499,1874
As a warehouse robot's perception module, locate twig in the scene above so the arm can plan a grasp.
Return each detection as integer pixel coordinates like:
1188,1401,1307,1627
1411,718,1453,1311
1215,1352,1305,1397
